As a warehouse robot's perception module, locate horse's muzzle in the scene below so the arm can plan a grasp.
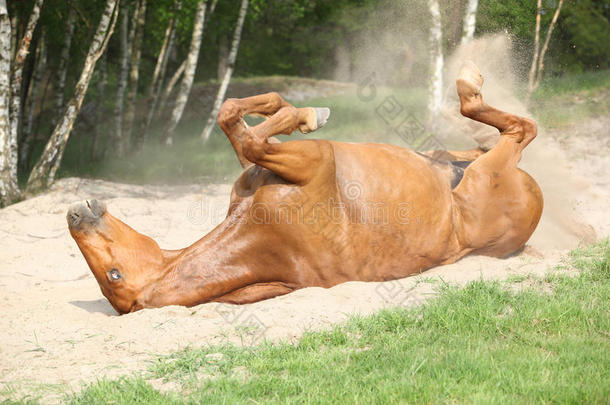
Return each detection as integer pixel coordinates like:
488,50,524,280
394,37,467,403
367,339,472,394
67,200,107,229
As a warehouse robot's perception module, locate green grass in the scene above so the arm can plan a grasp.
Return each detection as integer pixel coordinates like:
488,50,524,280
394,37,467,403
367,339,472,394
529,69,610,130
4,239,598,404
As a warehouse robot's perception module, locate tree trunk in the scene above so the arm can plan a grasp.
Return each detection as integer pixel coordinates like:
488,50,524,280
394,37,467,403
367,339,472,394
526,0,542,105
141,0,182,146
447,0,462,49
53,7,76,120
217,34,229,81
114,0,129,156
123,0,147,152
202,0,249,141
426,0,443,120
0,0,20,206
20,29,46,171
164,0,207,145
157,59,186,119
533,0,564,89
26,0,118,193
460,0,478,45
91,51,106,161
8,6,15,62
7,0,44,200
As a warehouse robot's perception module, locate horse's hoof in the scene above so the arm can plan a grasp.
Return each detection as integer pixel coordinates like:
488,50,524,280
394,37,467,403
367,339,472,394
457,61,483,95
314,107,331,129
300,107,331,134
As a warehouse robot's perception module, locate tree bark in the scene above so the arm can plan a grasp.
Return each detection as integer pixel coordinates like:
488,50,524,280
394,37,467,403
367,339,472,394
20,29,46,171
114,0,129,156
460,0,478,45
526,0,542,105
53,7,76,120
141,0,182,146
164,0,207,145
157,59,186,119
7,0,44,200
0,0,20,206
123,0,147,152
202,0,249,141
91,51,106,161
533,0,564,89
26,0,118,193
217,33,229,81
8,6,15,63
426,0,443,120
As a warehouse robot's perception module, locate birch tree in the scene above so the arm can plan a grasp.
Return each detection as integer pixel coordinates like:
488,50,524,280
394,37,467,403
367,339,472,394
26,0,119,193
526,0,542,104
114,0,129,156
526,0,565,105
0,0,19,206
157,59,186,118
53,7,76,119
426,0,443,119
460,0,478,45
202,0,249,141
123,0,147,152
8,5,15,62
142,0,182,145
5,0,44,202
91,52,106,160
20,30,47,171
164,0,207,145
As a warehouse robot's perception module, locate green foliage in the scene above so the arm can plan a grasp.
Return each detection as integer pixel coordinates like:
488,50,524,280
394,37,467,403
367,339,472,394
54,239,610,404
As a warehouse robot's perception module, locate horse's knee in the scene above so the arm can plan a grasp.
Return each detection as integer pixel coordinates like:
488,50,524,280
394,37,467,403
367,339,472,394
217,99,242,129
242,135,267,163
520,118,537,148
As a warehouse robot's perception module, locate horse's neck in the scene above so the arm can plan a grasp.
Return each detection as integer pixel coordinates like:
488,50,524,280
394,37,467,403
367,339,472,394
144,220,258,307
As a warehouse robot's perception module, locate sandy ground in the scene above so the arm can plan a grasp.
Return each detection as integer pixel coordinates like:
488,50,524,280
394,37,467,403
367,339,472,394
1,114,608,401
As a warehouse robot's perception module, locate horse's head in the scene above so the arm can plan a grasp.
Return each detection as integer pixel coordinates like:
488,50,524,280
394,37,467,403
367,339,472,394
67,200,167,314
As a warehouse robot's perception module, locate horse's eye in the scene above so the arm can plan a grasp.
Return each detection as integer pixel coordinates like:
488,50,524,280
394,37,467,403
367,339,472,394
108,268,122,281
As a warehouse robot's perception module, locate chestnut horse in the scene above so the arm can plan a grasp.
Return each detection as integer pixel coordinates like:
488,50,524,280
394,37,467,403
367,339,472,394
67,63,542,314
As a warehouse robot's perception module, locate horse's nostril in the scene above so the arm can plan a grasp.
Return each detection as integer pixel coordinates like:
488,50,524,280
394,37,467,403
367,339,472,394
67,200,106,229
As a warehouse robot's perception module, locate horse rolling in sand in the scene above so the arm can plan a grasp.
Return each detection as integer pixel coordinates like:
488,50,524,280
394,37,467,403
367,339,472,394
67,62,543,314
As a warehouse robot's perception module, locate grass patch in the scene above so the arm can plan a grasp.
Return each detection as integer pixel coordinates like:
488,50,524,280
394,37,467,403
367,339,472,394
529,69,610,130
41,239,609,404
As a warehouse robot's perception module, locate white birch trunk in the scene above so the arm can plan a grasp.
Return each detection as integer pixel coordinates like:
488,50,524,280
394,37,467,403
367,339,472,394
526,0,542,105
202,0,249,141
114,0,129,156
9,0,43,195
165,0,207,144
0,0,19,206
20,29,46,170
91,51,106,160
9,7,15,63
123,0,147,152
534,0,564,89
53,7,76,119
158,59,186,119
142,0,182,145
26,0,118,193
460,0,478,45
427,0,443,119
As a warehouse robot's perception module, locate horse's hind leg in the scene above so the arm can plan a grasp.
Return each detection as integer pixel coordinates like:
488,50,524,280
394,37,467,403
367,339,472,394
217,92,330,169
452,62,542,256
217,93,333,185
